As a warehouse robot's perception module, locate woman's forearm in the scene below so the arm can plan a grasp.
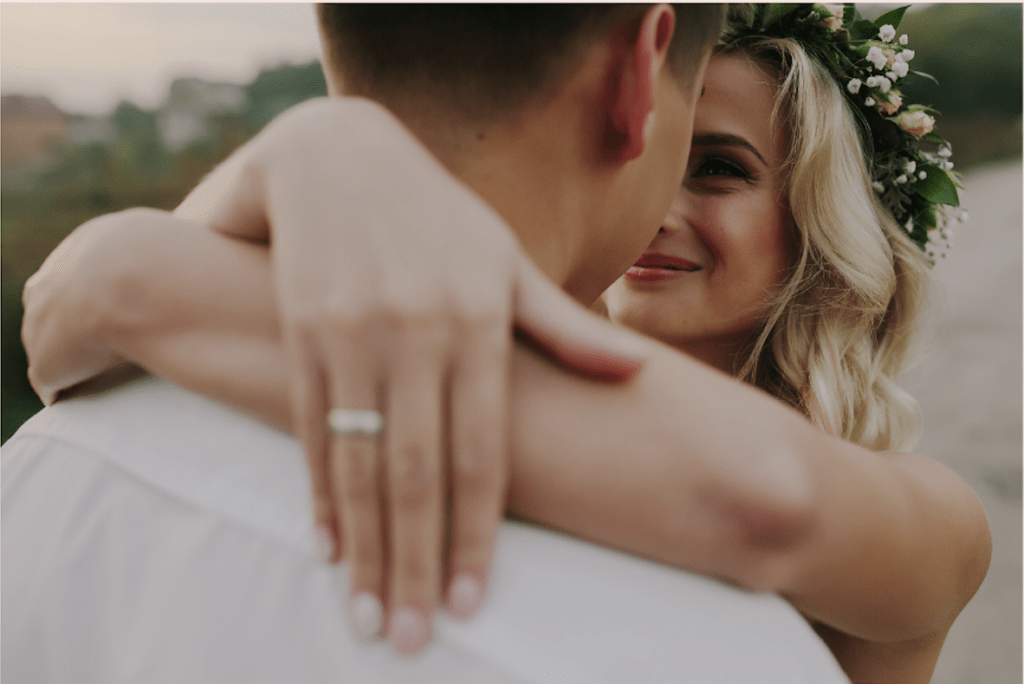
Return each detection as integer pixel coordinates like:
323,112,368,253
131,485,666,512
508,342,989,645
23,209,292,430
29,211,987,652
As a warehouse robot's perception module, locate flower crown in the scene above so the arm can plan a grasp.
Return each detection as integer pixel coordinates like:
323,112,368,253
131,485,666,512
726,4,966,262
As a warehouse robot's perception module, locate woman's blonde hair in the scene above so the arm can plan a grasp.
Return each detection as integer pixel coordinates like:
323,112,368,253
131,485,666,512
720,31,933,452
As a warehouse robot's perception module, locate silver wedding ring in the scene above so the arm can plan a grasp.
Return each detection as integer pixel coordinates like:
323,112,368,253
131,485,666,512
328,408,384,437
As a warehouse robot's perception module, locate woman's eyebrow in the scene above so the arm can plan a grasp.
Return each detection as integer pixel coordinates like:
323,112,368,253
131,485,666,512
692,133,767,166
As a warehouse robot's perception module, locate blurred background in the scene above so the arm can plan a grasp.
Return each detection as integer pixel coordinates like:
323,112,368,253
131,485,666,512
2,4,1020,683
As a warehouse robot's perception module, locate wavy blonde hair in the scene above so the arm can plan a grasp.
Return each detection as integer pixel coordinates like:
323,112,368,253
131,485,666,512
719,31,933,452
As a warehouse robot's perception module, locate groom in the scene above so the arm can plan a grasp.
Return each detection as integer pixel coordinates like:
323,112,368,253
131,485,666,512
7,5,847,682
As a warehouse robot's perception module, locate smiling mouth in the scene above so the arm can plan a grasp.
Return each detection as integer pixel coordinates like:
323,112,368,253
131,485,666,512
623,254,701,283
632,254,701,271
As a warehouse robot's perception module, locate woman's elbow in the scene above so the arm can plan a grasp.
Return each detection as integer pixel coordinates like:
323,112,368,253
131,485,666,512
676,441,817,592
727,477,817,592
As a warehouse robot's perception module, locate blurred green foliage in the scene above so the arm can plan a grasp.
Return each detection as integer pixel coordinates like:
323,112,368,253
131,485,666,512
898,3,1022,168
3,6,1022,441
2,63,327,442
899,4,1022,118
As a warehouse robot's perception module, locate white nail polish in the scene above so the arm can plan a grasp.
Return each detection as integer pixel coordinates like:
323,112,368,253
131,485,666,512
314,525,334,563
389,606,428,654
350,592,383,639
447,573,484,619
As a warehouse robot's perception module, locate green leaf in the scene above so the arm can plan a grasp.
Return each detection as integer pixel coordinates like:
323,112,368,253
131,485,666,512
911,70,940,86
873,6,909,32
916,169,960,206
919,206,937,230
923,132,945,144
849,42,871,57
842,3,859,27
763,4,799,29
848,19,879,41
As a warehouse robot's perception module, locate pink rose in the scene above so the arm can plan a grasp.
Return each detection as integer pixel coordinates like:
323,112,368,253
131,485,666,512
878,92,903,115
897,110,935,137
883,49,896,68
820,3,844,30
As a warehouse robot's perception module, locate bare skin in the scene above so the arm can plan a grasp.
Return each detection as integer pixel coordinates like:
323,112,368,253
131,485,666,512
22,34,990,684
26,4,701,656
23,204,990,683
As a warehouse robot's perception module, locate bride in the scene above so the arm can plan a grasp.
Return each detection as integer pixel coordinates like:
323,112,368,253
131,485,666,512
20,5,989,682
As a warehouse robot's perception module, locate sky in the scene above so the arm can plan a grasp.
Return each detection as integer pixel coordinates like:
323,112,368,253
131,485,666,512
1,3,323,116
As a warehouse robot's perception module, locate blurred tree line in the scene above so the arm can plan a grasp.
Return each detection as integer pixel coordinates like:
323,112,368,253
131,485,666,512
2,63,327,441
3,4,1023,441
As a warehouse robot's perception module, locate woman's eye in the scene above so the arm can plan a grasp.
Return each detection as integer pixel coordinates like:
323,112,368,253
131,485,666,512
692,156,749,179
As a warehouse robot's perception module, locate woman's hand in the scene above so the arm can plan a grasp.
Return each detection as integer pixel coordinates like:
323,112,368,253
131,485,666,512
169,97,650,652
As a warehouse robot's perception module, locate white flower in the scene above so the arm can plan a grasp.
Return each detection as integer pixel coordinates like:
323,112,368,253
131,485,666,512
879,24,896,42
896,174,908,184
941,160,955,171
876,76,892,93
905,160,917,174
899,49,915,62
918,171,928,180
867,46,888,70
959,210,969,223
938,146,952,157
890,61,909,78
865,96,876,106
899,34,909,45
847,78,863,94
872,181,885,193
866,76,879,88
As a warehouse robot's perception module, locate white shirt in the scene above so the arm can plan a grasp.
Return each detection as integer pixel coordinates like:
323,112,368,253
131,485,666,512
3,376,848,684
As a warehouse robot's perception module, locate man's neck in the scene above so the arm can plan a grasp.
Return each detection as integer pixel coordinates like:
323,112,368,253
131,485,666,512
400,103,606,305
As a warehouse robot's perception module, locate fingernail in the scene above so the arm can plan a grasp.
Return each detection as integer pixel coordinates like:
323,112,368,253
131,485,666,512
349,592,383,640
389,606,429,654
447,573,484,620
315,524,334,563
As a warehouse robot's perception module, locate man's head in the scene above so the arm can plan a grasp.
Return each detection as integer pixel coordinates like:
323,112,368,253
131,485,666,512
318,4,720,122
317,4,725,302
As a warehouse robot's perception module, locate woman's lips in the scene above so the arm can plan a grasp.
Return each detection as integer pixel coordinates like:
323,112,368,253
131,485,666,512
623,253,700,282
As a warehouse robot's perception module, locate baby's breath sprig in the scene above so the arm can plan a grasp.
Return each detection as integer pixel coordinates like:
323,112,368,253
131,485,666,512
728,4,965,263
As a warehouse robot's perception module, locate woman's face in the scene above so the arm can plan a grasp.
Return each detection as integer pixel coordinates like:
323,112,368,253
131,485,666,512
603,53,793,374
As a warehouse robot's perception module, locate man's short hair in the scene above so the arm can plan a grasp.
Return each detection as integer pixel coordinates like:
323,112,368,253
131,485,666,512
317,4,725,122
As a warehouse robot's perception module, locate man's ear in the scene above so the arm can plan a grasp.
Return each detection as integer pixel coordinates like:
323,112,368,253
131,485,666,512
609,4,675,163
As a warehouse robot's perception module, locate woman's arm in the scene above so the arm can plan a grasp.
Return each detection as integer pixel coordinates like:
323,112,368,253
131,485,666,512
23,208,290,428
509,340,990,683
23,211,990,680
